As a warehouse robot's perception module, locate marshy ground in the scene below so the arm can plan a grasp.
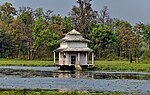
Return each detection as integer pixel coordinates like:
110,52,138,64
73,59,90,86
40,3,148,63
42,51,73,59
0,66,150,95
0,59,150,95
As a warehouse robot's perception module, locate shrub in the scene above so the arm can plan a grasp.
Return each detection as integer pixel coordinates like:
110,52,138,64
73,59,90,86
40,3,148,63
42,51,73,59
141,50,150,63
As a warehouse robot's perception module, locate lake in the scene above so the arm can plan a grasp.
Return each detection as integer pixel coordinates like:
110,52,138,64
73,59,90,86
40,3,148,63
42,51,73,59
0,66,150,94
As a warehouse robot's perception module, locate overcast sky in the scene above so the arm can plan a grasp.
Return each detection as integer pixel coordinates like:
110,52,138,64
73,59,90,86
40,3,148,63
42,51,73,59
0,0,150,25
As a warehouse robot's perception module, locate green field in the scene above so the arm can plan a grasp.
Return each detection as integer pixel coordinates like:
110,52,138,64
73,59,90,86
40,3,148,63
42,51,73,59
0,59,150,72
0,90,125,95
94,61,150,72
0,59,53,66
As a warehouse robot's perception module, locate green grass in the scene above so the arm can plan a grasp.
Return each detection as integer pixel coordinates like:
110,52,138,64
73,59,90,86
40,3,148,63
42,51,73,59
0,59,150,72
0,59,53,66
94,60,150,72
0,90,125,95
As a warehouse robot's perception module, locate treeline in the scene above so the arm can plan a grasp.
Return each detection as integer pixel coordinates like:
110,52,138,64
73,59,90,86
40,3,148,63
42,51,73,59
0,0,150,62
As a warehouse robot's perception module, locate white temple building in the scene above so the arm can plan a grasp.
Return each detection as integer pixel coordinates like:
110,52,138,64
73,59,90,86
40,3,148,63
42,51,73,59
53,29,94,69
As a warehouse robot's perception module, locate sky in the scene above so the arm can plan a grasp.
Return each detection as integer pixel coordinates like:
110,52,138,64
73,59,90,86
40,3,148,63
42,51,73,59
0,0,150,25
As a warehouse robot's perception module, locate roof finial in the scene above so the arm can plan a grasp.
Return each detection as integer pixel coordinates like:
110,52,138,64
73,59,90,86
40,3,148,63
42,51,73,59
67,29,81,35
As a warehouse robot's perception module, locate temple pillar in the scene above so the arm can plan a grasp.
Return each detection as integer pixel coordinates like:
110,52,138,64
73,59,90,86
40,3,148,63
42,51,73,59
54,52,56,63
85,52,87,64
59,52,61,65
78,52,80,64
92,52,94,65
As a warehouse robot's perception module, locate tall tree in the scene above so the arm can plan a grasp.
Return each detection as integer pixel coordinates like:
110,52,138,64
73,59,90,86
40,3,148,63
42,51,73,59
134,23,144,63
32,16,59,59
118,27,137,63
98,6,113,25
69,0,97,37
10,18,28,58
17,7,34,60
0,2,16,58
113,19,132,57
0,2,16,24
143,24,150,50
49,15,64,38
90,24,116,58
62,16,73,33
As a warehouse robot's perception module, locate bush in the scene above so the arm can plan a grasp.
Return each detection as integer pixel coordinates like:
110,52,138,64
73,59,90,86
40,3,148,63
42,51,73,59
106,53,118,61
141,50,150,63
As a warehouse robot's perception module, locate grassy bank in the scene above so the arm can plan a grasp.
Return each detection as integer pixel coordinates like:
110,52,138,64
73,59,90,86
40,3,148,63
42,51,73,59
0,59,53,66
0,90,126,95
94,61,150,72
0,59,150,72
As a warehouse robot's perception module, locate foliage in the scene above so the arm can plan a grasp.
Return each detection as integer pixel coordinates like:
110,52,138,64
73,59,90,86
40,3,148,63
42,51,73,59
143,24,150,49
49,15,65,38
0,2,150,61
32,16,59,59
63,16,73,33
113,20,137,62
90,24,116,58
133,23,145,63
69,0,97,37
141,50,150,63
0,2,16,23
0,2,17,58
98,6,113,25
118,27,137,58
113,19,132,30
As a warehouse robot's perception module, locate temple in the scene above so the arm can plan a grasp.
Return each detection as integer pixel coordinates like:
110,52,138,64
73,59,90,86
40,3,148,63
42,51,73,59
53,29,94,70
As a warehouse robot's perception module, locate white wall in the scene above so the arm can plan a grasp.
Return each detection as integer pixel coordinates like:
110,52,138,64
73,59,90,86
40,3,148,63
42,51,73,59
59,52,71,65
60,42,68,48
59,52,88,65
67,52,87,65
68,42,87,48
67,35,82,38
80,53,87,65
60,42,87,48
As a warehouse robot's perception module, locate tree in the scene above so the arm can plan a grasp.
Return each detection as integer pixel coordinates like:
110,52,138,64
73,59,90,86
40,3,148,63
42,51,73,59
32,16,59,59
141,50,150,62
90,24,116,59
17,7,34,60
118,27,137,63
134,23,145,63
34,8,44,19
49,15,65,38
0,1,148,61
62,16,73,33
113,19,132,31
98,6,113,25
44,9,53,24
0,2,16,24
69,0,97,37
143,24,150,50
10,18,28,58
113,19,132,57
0,2,16,58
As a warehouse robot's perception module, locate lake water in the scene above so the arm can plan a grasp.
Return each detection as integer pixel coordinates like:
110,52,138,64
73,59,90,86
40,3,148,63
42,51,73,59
0,66,150,94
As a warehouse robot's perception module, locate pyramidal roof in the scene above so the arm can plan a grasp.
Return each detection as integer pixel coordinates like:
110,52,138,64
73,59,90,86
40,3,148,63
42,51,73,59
67,29,81,35
59,29,90,43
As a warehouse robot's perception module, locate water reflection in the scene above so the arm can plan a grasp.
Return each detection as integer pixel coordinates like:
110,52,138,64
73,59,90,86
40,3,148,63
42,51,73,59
52,71,150,80
52,71,93,79
0,66,150,93
0,66,150,80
